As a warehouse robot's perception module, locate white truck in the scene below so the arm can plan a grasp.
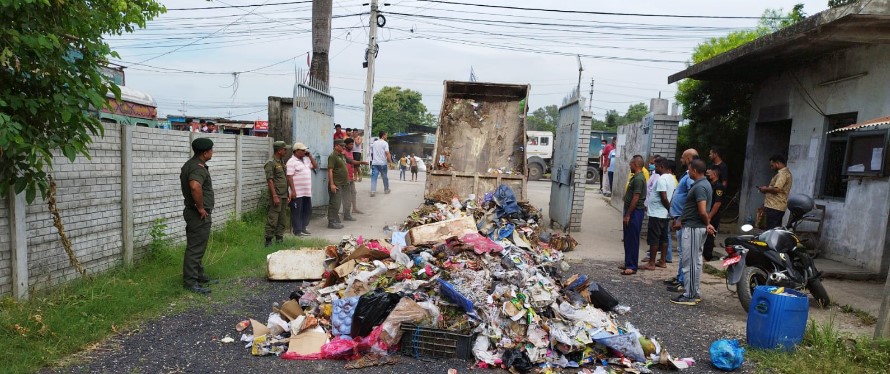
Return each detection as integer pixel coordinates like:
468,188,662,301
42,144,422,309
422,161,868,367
526,130,553,181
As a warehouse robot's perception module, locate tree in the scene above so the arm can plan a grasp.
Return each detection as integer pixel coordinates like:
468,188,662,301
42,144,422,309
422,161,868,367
589,102,648,131
1,1,165,203
526,105,558,133
675,5,805,192
309,0,332,89
371,86,435,134
623,103,649,124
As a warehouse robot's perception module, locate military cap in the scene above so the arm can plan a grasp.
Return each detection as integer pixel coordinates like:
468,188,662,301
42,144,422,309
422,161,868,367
192,138,213,152
273,140,288,150
334,139,345,146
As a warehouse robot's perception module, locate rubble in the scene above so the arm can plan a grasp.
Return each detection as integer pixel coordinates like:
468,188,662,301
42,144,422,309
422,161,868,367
236,185,688,372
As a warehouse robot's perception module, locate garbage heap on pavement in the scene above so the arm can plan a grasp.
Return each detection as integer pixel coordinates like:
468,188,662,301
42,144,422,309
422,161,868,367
238,185,690,372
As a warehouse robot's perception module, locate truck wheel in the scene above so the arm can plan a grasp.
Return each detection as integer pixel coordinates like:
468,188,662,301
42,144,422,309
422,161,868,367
529,163,543,181
586,167,600,184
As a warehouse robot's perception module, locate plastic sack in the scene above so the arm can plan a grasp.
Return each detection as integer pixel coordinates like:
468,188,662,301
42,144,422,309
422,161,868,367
494,184,521,219
380,298,429,346
502,348,533,373
461,232,502,255
321,337,359,360
437,279,474,314
281,351,323,360
588,282,619,311
390,245,412,268
351,289,402,338
710,339,745,371
332,296,360,338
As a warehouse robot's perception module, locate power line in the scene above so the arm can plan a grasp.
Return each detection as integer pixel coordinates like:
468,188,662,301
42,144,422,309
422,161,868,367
414,0,780,19
166,0,313,11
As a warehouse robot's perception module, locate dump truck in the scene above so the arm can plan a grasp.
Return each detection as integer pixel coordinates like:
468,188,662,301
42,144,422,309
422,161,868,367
426,81,530,201
526,130,553,181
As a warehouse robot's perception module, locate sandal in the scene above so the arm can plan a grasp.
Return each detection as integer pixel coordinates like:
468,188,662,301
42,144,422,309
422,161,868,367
621,269,637,275
617,266,627,270
640,265,657,270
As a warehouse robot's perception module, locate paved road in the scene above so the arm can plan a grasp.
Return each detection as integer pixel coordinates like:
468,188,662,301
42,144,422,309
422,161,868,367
46,175,876,373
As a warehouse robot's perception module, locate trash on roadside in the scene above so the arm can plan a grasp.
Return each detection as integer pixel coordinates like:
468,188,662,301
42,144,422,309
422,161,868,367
267,249,326,280
710,339,745,371
233,184,680,371
220,335,235,343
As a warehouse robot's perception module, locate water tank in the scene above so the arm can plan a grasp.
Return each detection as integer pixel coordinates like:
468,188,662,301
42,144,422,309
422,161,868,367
746,286,809,351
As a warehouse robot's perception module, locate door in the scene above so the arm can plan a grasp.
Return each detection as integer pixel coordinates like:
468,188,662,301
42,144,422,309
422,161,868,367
549,97,582,231
292,83,335,207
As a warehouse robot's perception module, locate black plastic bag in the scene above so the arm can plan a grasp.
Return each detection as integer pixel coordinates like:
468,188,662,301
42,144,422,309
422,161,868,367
350,289,402,337
589,282,619,311
502,349,533,373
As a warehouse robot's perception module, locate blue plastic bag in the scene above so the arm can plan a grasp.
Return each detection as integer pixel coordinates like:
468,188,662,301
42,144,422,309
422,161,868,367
710,339,745,371
493,184,520,218
437,279,474,314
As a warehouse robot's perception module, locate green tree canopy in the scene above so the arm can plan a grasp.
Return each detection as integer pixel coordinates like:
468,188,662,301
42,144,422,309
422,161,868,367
675,5,805,192
526,105,558,133
590,102,649,130
1,0,165,202
371,86,435,135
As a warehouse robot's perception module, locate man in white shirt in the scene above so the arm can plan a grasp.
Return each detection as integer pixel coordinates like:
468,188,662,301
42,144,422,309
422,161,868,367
368,131,392,197
286,143,317,236
641,159,677,270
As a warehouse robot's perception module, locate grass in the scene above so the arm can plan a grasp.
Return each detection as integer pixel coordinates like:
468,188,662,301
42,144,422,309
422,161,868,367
747,319,890,373
838,304,878,326
703,263,727,278
0,211,328,373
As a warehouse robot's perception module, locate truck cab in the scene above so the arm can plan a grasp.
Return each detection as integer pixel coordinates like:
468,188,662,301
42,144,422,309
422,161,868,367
526,131,553,181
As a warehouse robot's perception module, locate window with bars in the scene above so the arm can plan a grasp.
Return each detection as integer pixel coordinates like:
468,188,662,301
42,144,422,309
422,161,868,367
821,113,857,198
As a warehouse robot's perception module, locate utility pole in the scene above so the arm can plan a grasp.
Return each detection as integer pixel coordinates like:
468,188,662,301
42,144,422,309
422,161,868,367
588,79,594,112
362,0,380,159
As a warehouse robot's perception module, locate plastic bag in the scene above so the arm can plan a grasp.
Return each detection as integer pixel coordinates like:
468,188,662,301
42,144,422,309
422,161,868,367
332,296,360,338
380,298,429,346
588,282,619,311
461,232,502,255
494,184,521,219
390,245,412,268
710,339,745,371
437,279,474,314
502,348,533,373
351,289,402,338
281,351,323,360
321,337,359,360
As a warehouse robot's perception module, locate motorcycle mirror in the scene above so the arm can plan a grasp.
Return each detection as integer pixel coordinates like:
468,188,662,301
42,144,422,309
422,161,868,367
741,224,754,232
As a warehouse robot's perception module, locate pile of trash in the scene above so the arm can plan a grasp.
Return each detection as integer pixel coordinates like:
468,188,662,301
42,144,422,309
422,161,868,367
235,185,693,372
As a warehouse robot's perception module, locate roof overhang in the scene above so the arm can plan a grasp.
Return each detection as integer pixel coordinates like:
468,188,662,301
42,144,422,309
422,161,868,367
827,115,890,134
669,1,890,83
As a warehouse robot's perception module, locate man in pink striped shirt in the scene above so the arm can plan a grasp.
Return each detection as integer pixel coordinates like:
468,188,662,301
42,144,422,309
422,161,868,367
286,143,317,236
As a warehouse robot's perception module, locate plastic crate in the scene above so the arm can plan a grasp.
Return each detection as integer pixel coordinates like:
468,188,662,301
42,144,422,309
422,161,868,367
398,323,477,360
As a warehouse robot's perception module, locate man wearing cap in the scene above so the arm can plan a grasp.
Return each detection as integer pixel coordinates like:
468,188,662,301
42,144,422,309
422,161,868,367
327,139,350,229
180,138,215,295
287,142,317,236
264,140,290,247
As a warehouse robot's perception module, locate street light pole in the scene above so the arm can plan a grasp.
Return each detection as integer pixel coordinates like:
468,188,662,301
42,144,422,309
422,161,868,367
362,0,379,160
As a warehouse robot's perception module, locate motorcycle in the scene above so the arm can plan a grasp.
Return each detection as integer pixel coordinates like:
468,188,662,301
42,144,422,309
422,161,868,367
723,194,830,312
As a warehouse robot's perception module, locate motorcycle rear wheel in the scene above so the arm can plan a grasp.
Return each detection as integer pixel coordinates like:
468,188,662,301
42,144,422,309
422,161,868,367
807,279,831,309
737,266,768,312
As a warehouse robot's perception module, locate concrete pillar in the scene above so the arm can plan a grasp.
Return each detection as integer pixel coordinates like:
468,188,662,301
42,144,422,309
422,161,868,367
8,187,28,300
235,135,243,218
121,126,134,265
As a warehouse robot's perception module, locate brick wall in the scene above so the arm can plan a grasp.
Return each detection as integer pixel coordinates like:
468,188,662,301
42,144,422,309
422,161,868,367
0,123,272,298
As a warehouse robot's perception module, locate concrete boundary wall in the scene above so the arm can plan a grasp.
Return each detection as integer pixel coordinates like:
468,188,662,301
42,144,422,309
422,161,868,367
0,124,272,299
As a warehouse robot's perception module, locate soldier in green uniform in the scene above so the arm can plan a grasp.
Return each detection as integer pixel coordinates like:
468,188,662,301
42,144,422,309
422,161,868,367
327,139,350,229
264,140,290,247
180,138,215,295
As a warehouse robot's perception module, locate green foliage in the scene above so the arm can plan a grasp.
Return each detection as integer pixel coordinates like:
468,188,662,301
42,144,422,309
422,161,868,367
0,210,328,373
147,218,169,254
748,320,890,373
372,86,435,135
590,102,648,131
526,105,558,133
0,0,164,203
675,5,804,191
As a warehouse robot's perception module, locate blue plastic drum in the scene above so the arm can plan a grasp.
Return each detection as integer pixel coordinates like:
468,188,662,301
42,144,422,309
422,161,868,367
746,286,809,351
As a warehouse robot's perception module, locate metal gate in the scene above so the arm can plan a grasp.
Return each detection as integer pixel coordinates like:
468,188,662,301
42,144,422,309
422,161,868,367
549,94,588,232
292,81,335,207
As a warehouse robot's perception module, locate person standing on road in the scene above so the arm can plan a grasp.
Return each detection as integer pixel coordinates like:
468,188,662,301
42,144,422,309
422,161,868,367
369,131,391,196
409,153,419,181
642,159,677,270
607,147,616,196
264,141,290,247
343,138,369,217
398,153,408,181
759,154,792,229
671,159,715,306
600,138,614,194
333,124,347,140
352,129,364,182
665,149,698,292
621,156,647,275
286,143,316,237
180,138,215,295
327,140,350,229
703,165,725,261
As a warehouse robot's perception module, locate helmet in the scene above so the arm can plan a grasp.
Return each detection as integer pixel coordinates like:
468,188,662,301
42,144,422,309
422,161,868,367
786,194,814,217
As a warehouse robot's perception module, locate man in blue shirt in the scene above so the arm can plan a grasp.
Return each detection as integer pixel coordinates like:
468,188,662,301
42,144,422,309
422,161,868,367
664,149,698,292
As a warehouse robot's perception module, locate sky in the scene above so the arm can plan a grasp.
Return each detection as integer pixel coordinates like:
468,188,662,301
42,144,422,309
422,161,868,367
106,0,830,127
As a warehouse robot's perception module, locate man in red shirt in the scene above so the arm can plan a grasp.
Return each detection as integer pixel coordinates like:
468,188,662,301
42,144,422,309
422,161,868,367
333,124,348,140
601,137,616,194
342,138,369,218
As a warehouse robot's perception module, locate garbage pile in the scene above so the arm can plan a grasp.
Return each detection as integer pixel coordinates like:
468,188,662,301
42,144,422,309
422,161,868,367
236,185,692,372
